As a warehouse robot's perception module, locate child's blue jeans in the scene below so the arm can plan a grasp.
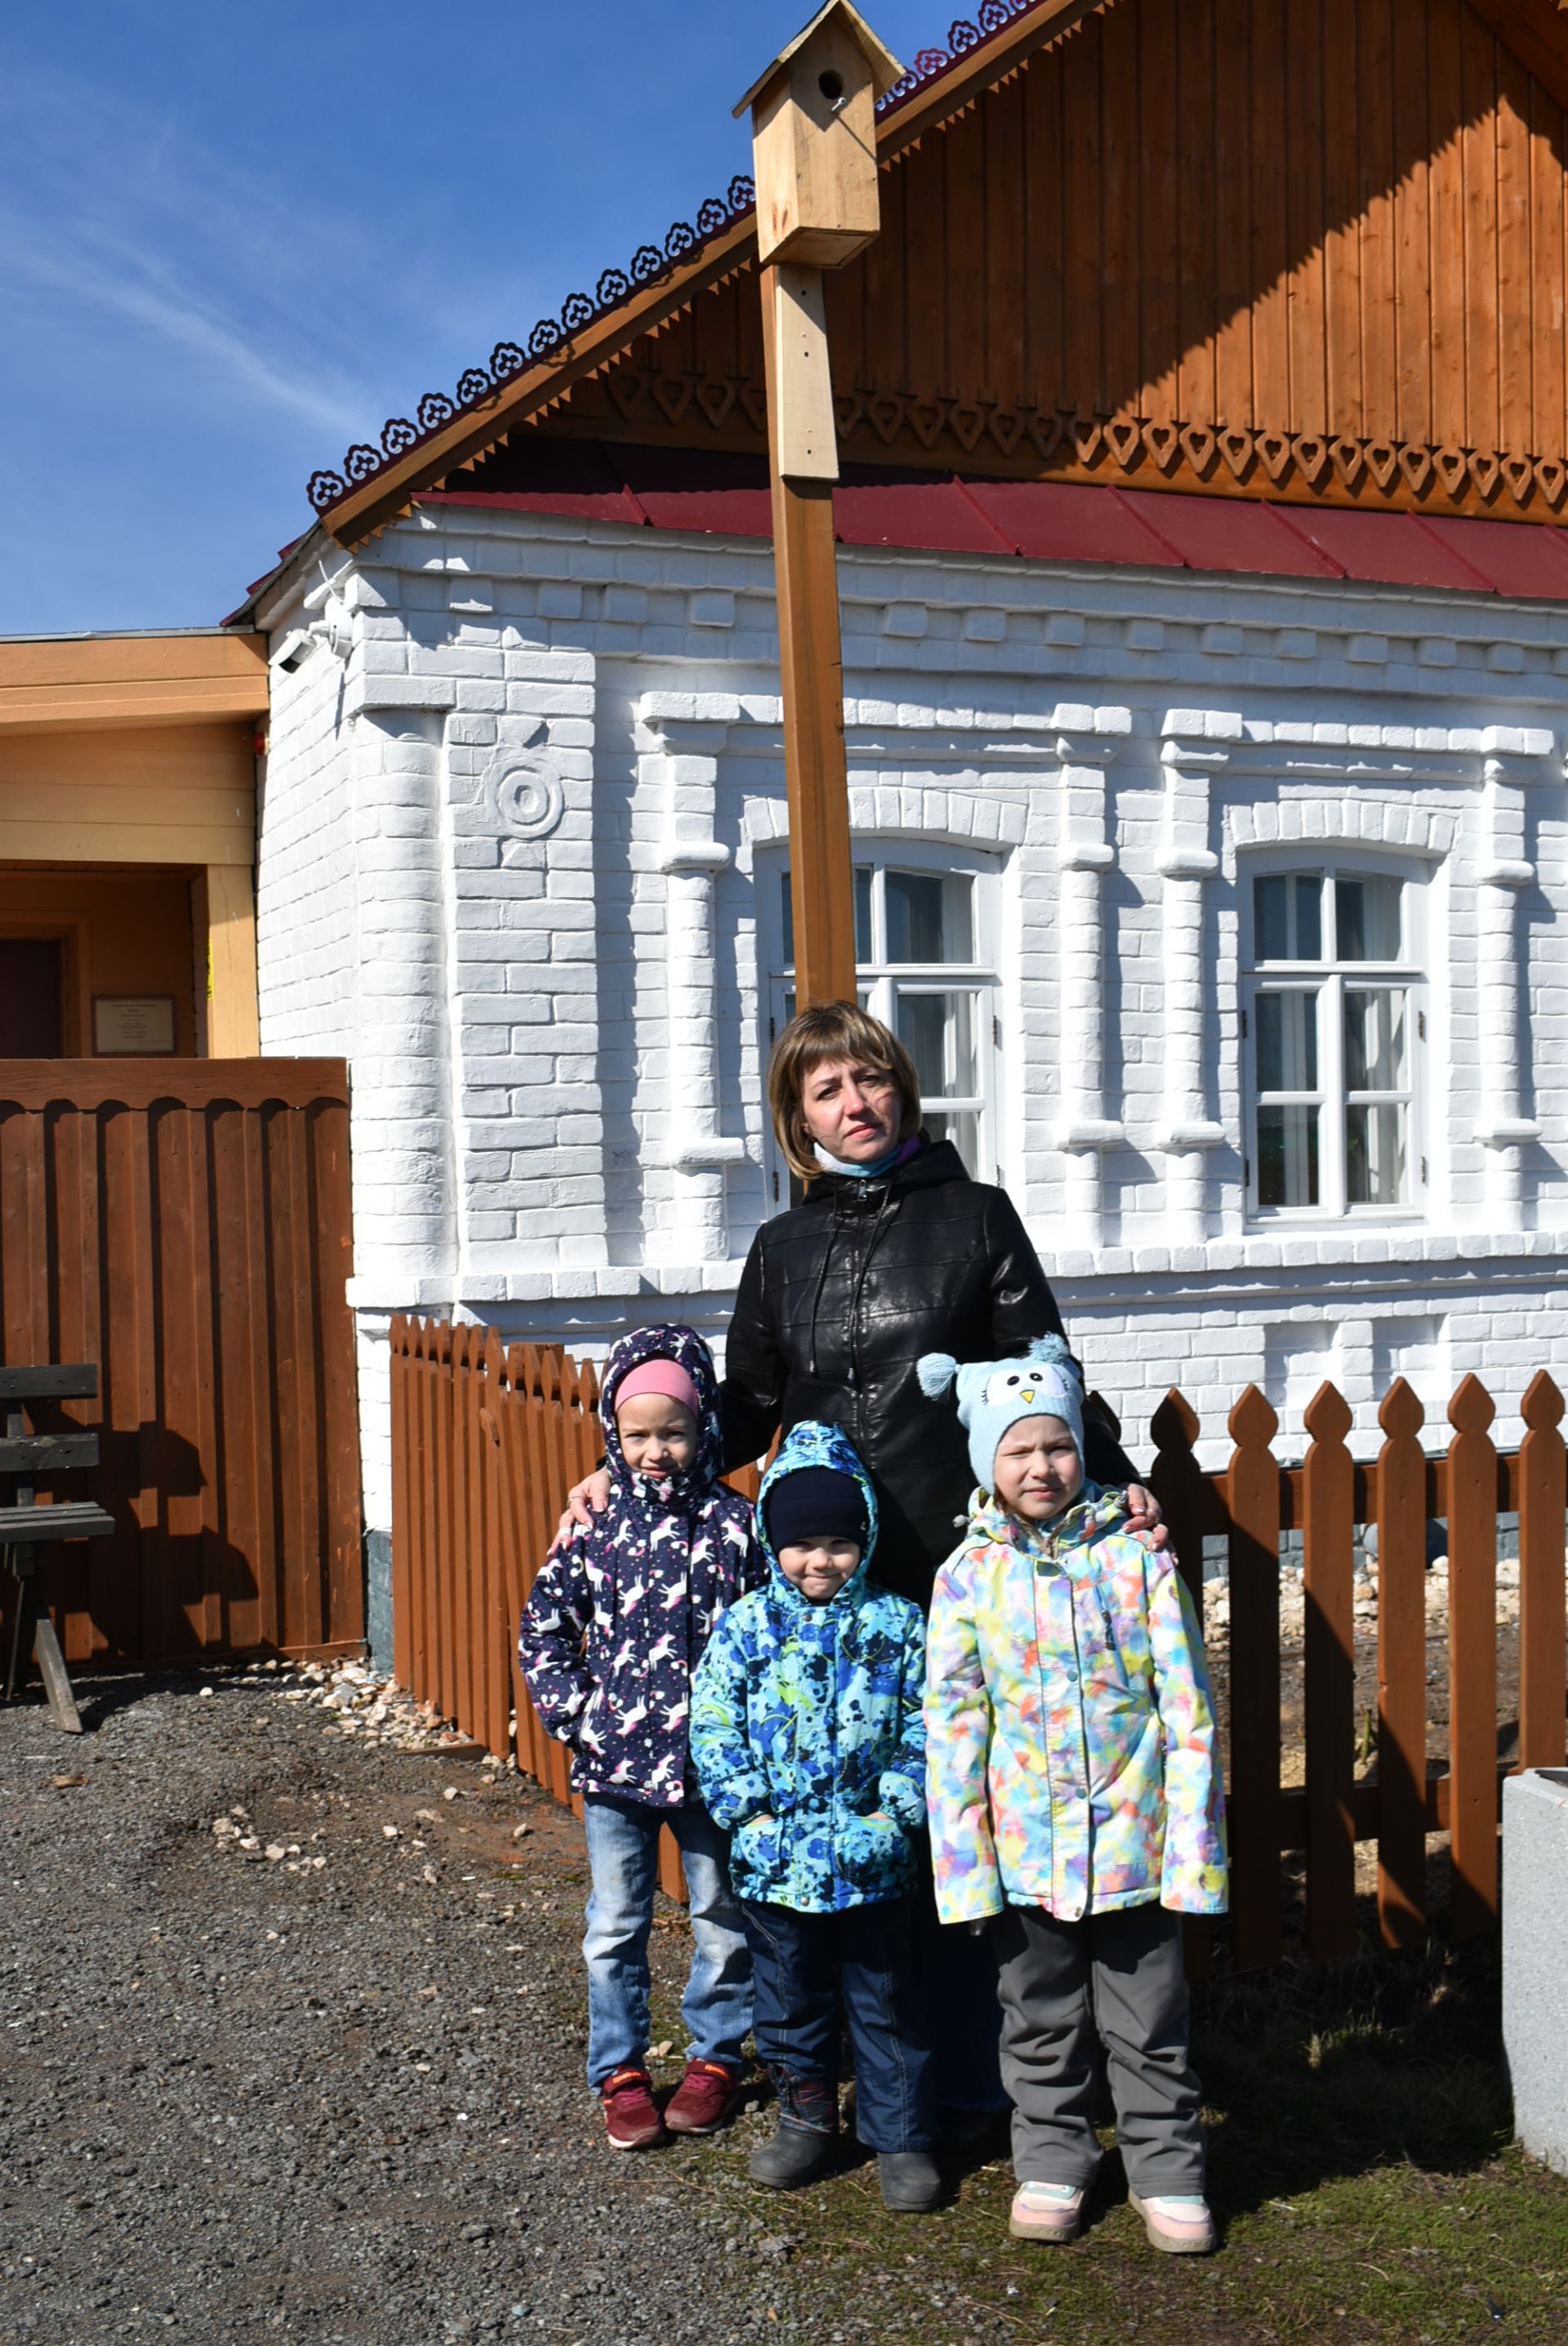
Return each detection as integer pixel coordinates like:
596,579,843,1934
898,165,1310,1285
740,1893,937,2152
581,1793,752,2090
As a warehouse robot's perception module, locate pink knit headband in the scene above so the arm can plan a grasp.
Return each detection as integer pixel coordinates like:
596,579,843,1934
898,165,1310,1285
613,1359,702,1419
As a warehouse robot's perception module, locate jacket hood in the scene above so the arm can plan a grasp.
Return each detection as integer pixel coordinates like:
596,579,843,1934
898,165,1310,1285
599,1322,724,1501
755,1419,880,1604
969,1480,1128,1556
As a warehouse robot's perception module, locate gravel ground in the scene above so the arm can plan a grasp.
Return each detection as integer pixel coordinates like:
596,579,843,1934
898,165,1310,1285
0,1666,792,2346
7,1666,1566,2346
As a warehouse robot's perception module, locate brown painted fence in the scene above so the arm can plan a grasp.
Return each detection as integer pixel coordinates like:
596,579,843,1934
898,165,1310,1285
0,1060,363,1664
1150,1372,1567,1970
389,1313,1567,1966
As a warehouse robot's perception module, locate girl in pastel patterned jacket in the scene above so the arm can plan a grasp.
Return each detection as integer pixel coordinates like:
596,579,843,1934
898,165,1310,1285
920,1336,1227,2259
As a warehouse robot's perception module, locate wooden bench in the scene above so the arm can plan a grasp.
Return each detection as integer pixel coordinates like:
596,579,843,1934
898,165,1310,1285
2,1366,115,1733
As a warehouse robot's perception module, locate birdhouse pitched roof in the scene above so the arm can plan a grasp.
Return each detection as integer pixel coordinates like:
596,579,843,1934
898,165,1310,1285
732,1,907,118
268,0,1568,582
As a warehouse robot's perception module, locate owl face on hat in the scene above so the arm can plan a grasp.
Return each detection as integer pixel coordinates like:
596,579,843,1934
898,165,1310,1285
918,1333,1089,1496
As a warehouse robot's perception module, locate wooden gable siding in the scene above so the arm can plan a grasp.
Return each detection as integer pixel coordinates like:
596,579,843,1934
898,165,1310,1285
502,0,1568,523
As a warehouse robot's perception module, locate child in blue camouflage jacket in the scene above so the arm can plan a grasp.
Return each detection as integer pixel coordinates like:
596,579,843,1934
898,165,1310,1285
689,1419,941,2214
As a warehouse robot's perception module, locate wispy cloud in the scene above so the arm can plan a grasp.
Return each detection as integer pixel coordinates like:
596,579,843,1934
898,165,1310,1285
3,218,367,435
0,52,425,441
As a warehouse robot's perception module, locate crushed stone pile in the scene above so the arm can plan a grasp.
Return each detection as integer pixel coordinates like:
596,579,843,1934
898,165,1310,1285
234,1656,517,1764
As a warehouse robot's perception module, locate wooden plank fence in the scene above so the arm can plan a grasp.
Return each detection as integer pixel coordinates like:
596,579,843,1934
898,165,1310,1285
390,1313,1568,1964
1151,1370,1568,1970
0,1059,363,1664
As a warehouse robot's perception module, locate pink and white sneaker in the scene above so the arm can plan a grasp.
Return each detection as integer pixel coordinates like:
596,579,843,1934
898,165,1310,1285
1129,2191,1217,2255
1009,2181,1086,2243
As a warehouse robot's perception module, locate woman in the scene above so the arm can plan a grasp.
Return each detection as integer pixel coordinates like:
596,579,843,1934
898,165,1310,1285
567,1002,1160,1586
719,1001,1158,1607
563,1002,1166,2120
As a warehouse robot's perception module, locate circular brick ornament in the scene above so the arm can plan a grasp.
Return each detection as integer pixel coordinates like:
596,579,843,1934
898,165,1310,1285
493,757,564,840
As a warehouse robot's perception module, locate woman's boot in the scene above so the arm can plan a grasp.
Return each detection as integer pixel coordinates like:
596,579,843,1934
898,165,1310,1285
748,2072,840,2188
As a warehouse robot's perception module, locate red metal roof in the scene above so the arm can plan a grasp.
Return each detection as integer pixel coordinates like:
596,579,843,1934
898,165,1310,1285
1272,506,1491,593
416,443,1568,604
1117,493,1339,578
961,479,1180,568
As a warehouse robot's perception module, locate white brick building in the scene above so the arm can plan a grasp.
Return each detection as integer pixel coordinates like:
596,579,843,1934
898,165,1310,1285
234,0,1568,1550
246,496,1568,1533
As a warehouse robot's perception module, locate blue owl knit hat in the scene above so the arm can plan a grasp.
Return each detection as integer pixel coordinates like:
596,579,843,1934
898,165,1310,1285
916,1334,1085,1493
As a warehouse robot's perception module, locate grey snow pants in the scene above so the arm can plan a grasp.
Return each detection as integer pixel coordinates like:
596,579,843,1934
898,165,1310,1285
992,1900,1206,2195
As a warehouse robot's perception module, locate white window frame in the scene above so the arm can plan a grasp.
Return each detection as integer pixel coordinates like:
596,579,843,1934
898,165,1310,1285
1241,850,1428,1224
760,840,1002,1199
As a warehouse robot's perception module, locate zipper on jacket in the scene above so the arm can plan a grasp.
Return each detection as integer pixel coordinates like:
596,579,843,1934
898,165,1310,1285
1094,1579,1129,1685
846,1184,898,1398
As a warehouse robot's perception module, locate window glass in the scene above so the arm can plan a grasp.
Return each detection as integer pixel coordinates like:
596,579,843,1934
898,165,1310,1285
1256,990,1318,1094
1245,861,1420,1219
885,870,973,964
923,1110,979,1171
1254,872,1322,961
769,850,996,1187
1336,875,1401,961
1343,988,1406,1092
853,867,873,964
1346,1104,1407,1206
896,988,978,1100
1258,1104,1321,1207
783,863,940,967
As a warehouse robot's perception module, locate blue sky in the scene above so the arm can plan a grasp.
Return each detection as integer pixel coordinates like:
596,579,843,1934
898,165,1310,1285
0,0,948,636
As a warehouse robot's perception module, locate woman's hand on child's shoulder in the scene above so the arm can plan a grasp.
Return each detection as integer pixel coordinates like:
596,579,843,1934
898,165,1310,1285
553,1468,613,1548
1124,1484,1169,1549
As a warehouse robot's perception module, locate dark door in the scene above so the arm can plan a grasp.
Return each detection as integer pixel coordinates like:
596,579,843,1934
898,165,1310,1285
0,939,65,1055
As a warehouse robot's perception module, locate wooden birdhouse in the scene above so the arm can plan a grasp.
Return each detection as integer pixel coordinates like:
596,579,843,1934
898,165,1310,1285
734,2,905,270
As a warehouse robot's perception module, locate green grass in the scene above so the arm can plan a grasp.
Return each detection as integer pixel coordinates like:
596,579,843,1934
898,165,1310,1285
651,1933,1568,2346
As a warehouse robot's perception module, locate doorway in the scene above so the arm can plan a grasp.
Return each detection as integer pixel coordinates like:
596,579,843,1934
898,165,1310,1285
0,938,64,1055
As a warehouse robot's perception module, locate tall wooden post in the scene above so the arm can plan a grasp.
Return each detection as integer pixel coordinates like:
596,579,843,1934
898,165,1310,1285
737,3,903,1010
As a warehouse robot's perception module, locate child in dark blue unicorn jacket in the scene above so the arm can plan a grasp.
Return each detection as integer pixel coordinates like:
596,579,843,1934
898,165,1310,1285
689,1421,942,2214
519,1324,763,2152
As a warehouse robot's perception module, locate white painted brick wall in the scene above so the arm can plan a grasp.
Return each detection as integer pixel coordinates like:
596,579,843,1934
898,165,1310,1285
256,505,1568,1527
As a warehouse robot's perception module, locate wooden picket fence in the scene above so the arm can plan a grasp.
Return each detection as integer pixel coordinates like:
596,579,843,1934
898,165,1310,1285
1150,1371,1567,1971
388,1312,1567,1967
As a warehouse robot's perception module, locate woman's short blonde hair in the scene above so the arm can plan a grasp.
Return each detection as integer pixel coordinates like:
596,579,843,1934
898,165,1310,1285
766,1001,923,1184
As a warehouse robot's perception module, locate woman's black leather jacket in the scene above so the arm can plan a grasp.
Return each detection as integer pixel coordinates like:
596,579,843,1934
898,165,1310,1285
719,1138,1138,1610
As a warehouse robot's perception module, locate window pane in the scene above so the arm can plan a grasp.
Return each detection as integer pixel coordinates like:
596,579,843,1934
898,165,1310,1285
924,1109,978,1171
1256,989,1318,1093
853,867,873,965
1254,876,1287,960
1344,988,1407,1092
896,989,978,1100
1337,874,1401,961
1258,1104,1320,1206
781,870,793,967
1347,1103,1407,1205
885,870,973,963
1254,873,1322,961
1295,874,1323,961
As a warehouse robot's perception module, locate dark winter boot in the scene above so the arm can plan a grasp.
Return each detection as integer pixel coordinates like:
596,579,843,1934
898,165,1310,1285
878,2150,944,2212
748,2072,840,2189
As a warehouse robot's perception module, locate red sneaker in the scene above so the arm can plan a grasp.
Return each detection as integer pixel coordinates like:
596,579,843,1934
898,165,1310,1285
664,2058,744,2135
599,2067,666,2151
